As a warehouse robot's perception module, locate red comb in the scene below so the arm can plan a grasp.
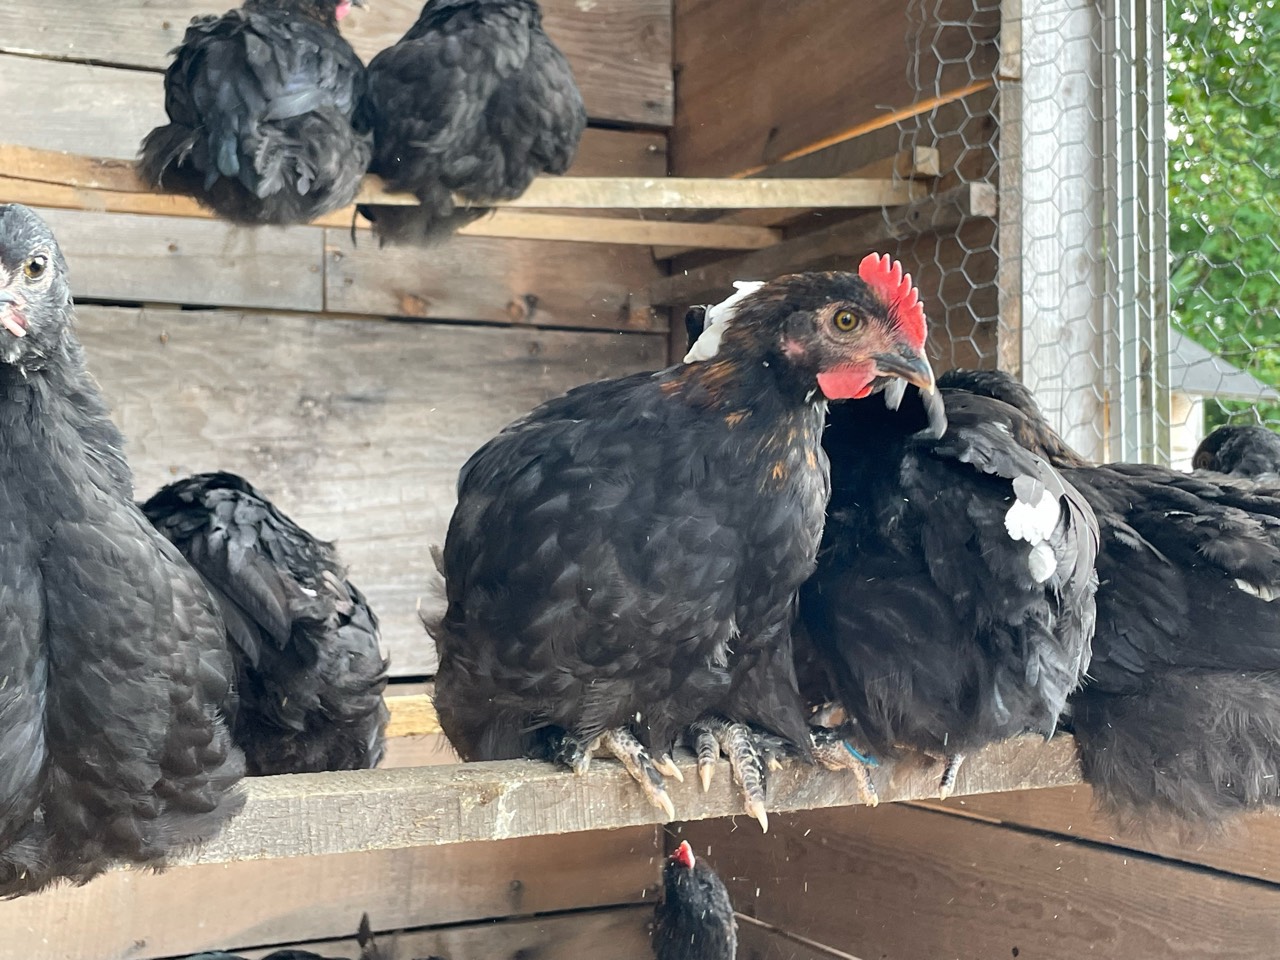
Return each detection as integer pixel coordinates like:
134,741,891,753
858,253,927,351
671,841,695,869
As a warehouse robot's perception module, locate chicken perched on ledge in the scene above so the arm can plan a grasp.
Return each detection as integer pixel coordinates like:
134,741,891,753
1194,423,1280,482
0,205,244,896
941,367,1280,827
430,262,935,827
357,0,586,244
139,0,371,226
142,472,390,776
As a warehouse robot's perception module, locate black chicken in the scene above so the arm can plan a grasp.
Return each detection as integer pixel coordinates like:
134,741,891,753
139,0,371,226
430,262,935,826
941,367,1280,826
1194,423,1280,482
357,0,587,244
652,841,737,960
0,204,244,896
142,472,390,776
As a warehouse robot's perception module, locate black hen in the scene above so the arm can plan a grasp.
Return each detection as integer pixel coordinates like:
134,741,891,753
1194,423,1280,482
941,367,1280,827
142,472,390,776
430,263,935,827
0,205,244,896
357,0,587,245
652,841,737,960
139,0,371,225
799,387,1098,796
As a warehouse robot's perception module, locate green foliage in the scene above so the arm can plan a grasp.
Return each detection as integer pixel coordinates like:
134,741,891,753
1168,0,1280,426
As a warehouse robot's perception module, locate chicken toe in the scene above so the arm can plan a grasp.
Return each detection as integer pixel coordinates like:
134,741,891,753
596,728,676,819
692,717,769,831
938,753,965,800
809,728,880,807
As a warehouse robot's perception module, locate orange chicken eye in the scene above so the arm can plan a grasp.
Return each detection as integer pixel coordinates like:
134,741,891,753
22,256,47,280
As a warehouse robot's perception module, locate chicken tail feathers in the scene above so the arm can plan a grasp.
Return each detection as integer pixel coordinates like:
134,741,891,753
1071,670,1280,832
357,179,489,247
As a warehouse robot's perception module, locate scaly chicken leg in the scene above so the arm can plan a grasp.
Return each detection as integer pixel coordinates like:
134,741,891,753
551,728,677,819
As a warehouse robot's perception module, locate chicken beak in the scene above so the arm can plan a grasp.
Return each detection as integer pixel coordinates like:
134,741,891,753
873,351,935,394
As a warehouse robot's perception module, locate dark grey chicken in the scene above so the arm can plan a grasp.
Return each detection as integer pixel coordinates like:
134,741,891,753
431,263,935,827
357,0,586,244
142,472,390,776
0,204,244,896
941,367,1280,828
1194,423,1280,482
139,0,371,225
652,841,737,960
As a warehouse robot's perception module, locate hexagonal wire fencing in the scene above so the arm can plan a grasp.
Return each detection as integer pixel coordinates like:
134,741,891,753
883,0,1279,468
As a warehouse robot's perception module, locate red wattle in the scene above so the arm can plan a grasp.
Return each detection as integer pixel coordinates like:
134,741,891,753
816,362,876,400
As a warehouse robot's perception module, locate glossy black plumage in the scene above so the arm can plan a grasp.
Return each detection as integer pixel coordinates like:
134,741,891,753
652,842,737,960
432,271,935,818
1194,423,1280,481
799,384,1099,769
941,367,1280,826
357,0,586,244
139,0,371,225
142,472,390,776
0,205,243,896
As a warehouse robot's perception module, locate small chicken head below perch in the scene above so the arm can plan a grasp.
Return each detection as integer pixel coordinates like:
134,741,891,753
0,204,74,373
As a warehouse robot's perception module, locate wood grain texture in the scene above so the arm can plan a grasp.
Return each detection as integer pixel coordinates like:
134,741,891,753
671,0,999,176
737,916,863,960
236,905,655,960
76,305,667,676
0,828,659,960
650,183,997,306
160,736,1081,864
38,207,327,312
324,229,664,331
681,804,1280,960
913,785,1280,886
0,0,673,126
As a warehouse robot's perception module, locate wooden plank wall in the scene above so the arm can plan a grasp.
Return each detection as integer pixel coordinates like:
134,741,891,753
679,796,1280,959
0,1,674,677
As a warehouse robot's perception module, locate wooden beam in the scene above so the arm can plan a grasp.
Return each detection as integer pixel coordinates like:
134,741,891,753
384,694,441,738
649,182,998,306
0,177,780,250
164,736,1080,865
0,147,922,210
0,828,660,960
682,804,1280,960
652,146,942,259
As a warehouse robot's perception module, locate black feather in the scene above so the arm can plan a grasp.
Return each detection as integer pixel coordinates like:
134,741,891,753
357,0,586,245
0,205,243,896
142,472,390,776
139,0,371,225
1194,423,1280,482
653,847,737,960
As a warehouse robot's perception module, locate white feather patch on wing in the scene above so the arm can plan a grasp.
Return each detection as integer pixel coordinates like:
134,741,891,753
1235,578,1280,602
1004,474,1061,547
683,280,766,363
1027,542,1058,584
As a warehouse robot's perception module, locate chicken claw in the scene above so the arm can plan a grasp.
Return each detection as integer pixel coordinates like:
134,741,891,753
808,728,879,807
551,728,676,818
691,717,769,832
937,753,965,800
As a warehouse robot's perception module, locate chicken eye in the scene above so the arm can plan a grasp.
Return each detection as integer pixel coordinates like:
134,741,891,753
22,256,47,281
833,310,862,332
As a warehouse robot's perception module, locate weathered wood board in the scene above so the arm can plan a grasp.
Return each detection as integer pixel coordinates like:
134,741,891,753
914,785,1280,886
165,736,1081,864
0,0,673,126
0,828,659,960
672,0,999,176
238,905,656,960
77,305,668,676
682,804,1280,960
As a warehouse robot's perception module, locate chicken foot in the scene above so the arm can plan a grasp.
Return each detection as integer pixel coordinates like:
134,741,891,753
751,726,881,807
550,727,677,819
937,753,965,800
691,717,770,832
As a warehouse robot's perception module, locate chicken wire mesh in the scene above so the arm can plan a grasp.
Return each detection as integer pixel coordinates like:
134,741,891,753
884,0,1280,468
